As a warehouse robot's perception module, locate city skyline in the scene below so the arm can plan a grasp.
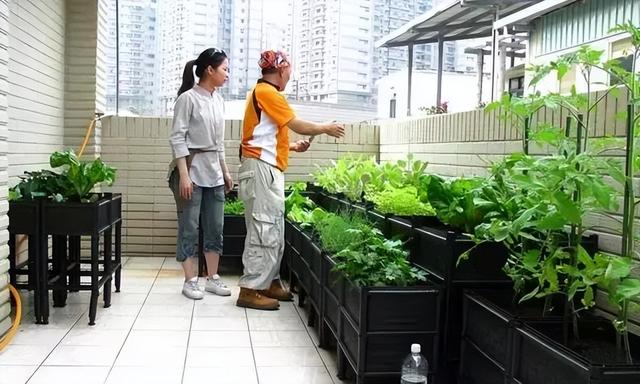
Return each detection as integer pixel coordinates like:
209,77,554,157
105,0,477,116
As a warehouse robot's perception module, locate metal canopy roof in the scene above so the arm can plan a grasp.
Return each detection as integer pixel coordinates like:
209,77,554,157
376,0,541,48
493,0,578,30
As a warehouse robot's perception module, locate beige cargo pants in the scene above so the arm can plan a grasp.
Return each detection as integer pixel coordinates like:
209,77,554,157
237,158,285,290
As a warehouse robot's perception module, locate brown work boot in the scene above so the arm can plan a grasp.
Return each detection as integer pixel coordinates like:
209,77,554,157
260,279,294,301
236,287,280,310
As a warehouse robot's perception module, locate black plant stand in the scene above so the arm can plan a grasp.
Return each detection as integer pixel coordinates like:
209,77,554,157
8,199,48,323
8,193,122,325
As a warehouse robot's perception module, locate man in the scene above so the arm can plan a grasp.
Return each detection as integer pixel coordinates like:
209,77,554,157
236,50,344,310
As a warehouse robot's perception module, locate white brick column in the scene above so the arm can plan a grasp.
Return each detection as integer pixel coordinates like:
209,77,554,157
64,0,108,159
0,0,12,336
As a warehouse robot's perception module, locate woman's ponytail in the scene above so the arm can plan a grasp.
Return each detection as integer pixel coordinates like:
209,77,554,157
177,60,197,96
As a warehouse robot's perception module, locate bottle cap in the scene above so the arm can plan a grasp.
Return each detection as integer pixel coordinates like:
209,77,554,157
411,343,421,353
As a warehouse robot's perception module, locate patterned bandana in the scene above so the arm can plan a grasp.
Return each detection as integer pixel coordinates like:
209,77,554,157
258,50,290,70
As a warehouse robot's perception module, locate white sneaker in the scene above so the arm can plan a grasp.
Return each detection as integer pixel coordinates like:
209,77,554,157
182,277,204,300
205,274,232,296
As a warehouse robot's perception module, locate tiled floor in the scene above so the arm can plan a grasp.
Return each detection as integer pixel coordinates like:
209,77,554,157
0,257,349,384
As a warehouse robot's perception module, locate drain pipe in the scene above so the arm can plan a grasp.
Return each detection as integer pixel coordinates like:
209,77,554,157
0,285,22,351
77,112,115,158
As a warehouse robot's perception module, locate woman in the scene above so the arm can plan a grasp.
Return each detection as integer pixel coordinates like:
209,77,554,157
169,48,233,300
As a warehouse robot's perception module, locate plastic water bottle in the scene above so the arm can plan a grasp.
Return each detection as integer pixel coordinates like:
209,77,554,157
400,343,428,384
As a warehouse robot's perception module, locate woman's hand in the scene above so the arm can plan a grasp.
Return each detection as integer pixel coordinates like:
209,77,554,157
224,172,233,193
179,174,193,200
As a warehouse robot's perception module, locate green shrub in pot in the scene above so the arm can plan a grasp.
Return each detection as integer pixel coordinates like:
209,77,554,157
10,150,116,202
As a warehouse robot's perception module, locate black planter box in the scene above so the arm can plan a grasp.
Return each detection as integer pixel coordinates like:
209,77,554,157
312,190,330,211
414,225,513,382
388,215,414,241
105,193,122,226
285,219,295,247
291,222,304,255
218,254,243,273
334,197,352,214
322,253,344,304
351,202,367,217
414,226,510,283
318,191,340,212
512,320,640,384
305,239,323,313
308,271,322,313
42,194,112,235
417,228,599,371
459,291,565,383
309,240,323,279
321,253,343,338
460,291,640,384
290,245,309,293
364,209,386,233
10,192,122,326
223,215,246,268
324,285,340,337
337,278,442,382
305,182,323,194
222,235,245,256
8,199,42,234
459,292,514,384
340,278,441,332
224,215,246,236
299,229,314,271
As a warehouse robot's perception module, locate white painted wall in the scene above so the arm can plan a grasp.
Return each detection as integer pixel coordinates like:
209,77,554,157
0,0,10,338
64,0,103,158
7,0,66,180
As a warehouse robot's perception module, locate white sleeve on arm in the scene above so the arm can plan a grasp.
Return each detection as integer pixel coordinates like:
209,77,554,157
169,93,192,159
216,93,227,169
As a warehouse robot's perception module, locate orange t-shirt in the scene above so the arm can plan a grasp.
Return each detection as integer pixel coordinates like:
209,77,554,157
241,79,296,171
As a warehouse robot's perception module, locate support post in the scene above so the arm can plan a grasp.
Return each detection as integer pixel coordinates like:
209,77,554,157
407,43,414,116
476,51,484,106
437,36,444,107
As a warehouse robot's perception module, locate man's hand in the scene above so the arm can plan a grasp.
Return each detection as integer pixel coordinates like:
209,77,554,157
322,122,345,138
223,172,233,193
291,140,311,153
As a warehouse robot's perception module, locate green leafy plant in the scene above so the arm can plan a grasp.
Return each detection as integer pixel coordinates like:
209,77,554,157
9,170,66,202
427,176,491,233
49,150,116,201
9,150,116,202
224,199,244,215
312,155,431,204
368,185,435,216
478,37,640,358
477,143,617,299
590,22,640,362
314,211,371,254
312,156,380,202
333,225,427,287
284,182,314,216
285,183,322,229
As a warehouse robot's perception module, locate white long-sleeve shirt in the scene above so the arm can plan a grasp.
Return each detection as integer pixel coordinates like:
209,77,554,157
169,84,225,187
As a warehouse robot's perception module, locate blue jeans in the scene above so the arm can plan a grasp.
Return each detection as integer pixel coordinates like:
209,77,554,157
169,170,224,262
